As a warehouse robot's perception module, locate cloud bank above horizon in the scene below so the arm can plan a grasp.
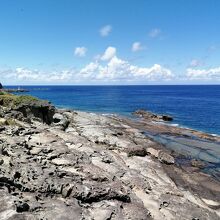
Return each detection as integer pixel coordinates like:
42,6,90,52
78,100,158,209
1,46,220,85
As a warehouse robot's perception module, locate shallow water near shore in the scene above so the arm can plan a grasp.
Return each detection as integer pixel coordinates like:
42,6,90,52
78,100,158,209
144,130,220,180
6,85,220,135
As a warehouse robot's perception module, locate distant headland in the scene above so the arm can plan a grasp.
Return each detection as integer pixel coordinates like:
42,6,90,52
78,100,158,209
0,83,29,93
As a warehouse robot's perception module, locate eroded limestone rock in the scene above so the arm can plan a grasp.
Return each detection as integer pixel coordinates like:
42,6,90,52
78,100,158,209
0,106,219,220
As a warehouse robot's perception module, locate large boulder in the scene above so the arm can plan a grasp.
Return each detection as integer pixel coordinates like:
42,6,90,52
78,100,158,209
53,113,70,130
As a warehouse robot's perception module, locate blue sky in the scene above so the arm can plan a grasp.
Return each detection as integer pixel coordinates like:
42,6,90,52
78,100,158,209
0,0,220,85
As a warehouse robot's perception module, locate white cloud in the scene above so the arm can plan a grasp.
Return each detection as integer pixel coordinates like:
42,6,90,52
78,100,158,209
0,54,173,84
0,67,74,83
79,55,173,82
129,64,173,80
80,62,99,79
46,70,73,81
15,68,40,80
149,28,161,38
101,46,116,61
100,25,112,37
74,47,87,57
186,67,220,80
132,42,144,52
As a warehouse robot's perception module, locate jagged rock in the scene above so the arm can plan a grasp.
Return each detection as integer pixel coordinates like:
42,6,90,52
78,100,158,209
162,115,173,121
0,158,4,165
5,110,24,121
15,101,55,124
53,113,64,123
38,199,82,220
0,95,55,124
16,201,30,213
53,113,70,130
146,147,159,158
127,145,147,157
29,147,42,155
158,151,175,164
133,109,173,122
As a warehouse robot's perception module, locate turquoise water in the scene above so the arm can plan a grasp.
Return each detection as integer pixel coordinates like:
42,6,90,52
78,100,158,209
6,85,220,135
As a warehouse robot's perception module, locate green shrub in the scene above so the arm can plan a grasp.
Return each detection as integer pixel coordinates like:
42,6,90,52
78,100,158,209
0,94,39,108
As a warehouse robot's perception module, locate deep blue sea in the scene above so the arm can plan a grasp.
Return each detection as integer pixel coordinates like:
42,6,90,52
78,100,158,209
6,85,220,135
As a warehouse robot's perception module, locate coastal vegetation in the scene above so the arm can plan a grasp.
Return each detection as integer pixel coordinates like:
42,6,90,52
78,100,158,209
0,93,39,107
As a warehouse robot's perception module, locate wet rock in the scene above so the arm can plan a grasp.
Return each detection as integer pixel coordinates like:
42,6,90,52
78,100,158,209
162,115,173,121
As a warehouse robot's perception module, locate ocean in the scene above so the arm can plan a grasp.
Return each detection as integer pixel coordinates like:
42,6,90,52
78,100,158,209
6,85,220,135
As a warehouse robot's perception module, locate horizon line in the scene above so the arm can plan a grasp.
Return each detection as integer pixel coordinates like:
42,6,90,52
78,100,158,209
3,84,220,86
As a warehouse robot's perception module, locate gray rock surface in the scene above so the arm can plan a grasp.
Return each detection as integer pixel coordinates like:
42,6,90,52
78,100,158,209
0,103,219,219
158,151,175,165
53,112,70,130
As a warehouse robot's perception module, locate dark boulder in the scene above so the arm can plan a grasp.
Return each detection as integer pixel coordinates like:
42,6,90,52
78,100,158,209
133,109,173,122
162,115,173,121
0,94,55,124
14,100,55,124
127,145,147,157
16,201,30,213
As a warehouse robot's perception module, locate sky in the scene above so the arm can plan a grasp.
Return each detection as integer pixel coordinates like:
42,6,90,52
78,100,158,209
0,0,220,85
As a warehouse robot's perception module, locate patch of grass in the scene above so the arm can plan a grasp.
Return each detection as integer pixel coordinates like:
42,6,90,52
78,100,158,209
14,95,39,106
0,93,39,108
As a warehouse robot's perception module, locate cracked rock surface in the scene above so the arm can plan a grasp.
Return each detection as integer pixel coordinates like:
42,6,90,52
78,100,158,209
0,106,220,219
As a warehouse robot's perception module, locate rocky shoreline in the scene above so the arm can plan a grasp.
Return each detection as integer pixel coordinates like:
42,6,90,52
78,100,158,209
0,94,220,219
